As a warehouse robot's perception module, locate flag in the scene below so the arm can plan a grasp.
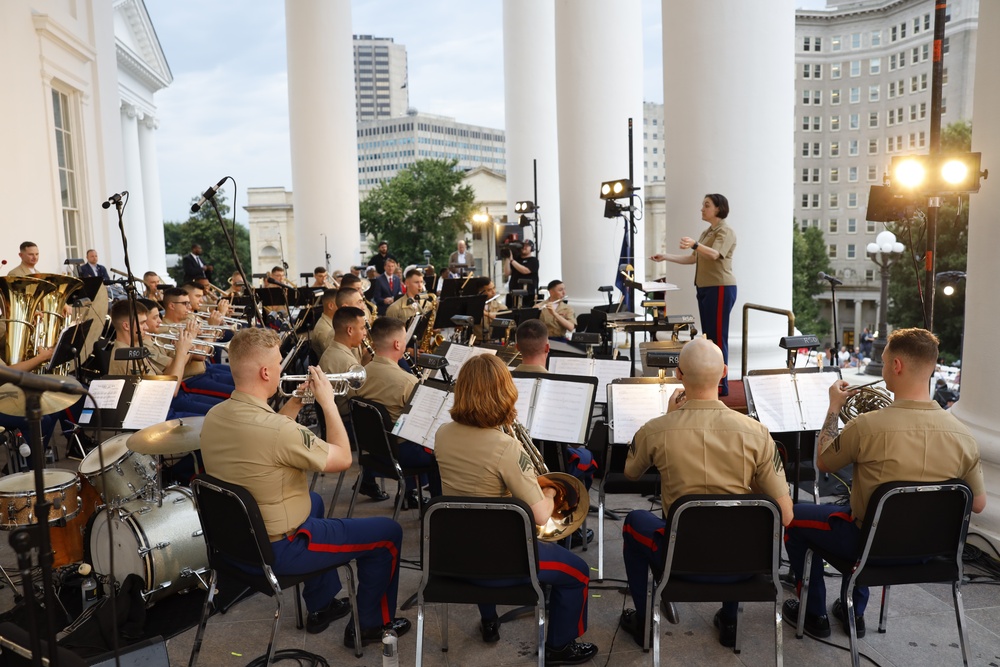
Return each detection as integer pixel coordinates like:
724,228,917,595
614,232,633,312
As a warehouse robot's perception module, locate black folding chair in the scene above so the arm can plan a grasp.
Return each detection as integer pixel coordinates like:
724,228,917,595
648,494,783,667
187,474,362,666
795,480,974,667
347,398,437,520
415,496,546,667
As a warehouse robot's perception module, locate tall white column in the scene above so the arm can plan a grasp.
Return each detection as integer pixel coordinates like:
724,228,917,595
138,116,167,278
554,0,644,309
285,0,360,279
854,300,863,346
951,0,1000,543
660,0,795,377
503,0,562,285
119,103,149,273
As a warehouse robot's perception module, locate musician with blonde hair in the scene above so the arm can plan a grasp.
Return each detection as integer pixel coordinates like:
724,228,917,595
434,355,598,664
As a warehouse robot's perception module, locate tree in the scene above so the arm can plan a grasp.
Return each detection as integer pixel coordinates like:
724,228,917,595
886,121,972,363
162,192,251,288
359,159,477,268
792,223,833,337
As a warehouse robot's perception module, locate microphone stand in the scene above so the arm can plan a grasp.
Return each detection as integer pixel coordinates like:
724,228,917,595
207,194,264,327
827,280,840,366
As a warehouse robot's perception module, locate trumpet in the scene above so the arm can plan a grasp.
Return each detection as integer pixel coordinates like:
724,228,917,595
278,365,367,402
194,311,244,328
147,332,227,357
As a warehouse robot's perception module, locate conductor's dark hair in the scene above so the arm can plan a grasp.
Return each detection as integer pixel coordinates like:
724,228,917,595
705,193,730,219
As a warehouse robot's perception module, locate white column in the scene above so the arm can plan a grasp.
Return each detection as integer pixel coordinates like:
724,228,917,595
952,0,1000,543
138,116,167,278
285,0,360,279
503,0,562,285
554,0,644,309
660,0,795,377
119,103,149,273
853,300,863,346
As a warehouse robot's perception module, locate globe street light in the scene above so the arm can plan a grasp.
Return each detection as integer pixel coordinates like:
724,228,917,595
865,230,905,376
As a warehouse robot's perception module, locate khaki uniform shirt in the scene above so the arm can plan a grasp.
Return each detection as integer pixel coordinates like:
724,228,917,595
693,221,737,288
319,340,361,416
435,421,545,506
108,340,172,376
822,399,985,524
311,313,334,357
200,390,330,539
626,399,788,517
6,265,36,277
156,323,206,377
514,363,547,374
355,355,417,423
538,301,576,338
385,296,426,324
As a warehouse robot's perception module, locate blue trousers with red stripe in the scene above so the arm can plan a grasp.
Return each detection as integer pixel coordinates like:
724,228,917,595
181,372,234,399
696,285,737,396
784,503,866,617
476,541,590,648
623,510,744,621
567,446,596,491
271,492,403,629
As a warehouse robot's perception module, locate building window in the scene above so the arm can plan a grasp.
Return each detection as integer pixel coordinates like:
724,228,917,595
812,116,821,131
866,269,875,281
830,115,841,131
869,85,880,102
871,30,881,46
848,192,858,208
830,167,840,183
831,62,842,79
900,22,906,39
942,36,950,55
868,165,878,181
869,58,881,75
813,142,821,157
850,60,861,77
829,193,840,208
891,26,898,42
832,36,842,51
802,142,811,158
851,33,861,49
801,194,810,208
919,130,926,147
867,220,877,233
924,13,931,30
887,136,896,152
828,218,839,233
850,87,860,104
831,89,841,104
52,89,81,261
812,193,820,208
849,113,859,130
869,111,879,128
847,218,857,233
942,67,948,85
801,116,811,131
941,97,947,115
829,244,838,259
849,166,858,182
847,244,857,259
849,139,859,156
899,50,906,67
869,139,879,155
802,63,811,79
830,141,840,157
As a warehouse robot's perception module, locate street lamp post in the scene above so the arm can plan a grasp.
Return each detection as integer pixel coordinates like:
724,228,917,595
865,230,905,376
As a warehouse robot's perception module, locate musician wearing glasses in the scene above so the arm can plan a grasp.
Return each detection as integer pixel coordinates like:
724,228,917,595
434,355,598,664
782,328,985,641
200,327,409,647
650,193,736,396
384,268,431,324
157,288,234,397
619,337,792,649
7,241,40,276
536,279,576,340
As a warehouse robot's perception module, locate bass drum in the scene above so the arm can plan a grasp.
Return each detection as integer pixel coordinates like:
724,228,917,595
86,486,207,604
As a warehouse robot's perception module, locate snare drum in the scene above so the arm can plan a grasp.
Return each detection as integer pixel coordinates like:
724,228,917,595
79,433,156,503
87,486,207,604
0,470,81,529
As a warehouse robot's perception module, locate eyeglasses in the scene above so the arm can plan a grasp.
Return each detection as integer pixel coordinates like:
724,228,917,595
171,300,191,307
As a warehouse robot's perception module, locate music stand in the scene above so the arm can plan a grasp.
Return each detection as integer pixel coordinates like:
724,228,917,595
45,319,93,374
510,308,540,325
436,295,486,327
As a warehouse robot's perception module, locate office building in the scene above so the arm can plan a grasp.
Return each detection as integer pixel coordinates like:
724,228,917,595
353,34,409,122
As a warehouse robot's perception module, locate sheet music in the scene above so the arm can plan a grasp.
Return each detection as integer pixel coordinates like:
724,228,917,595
393,384,450,446
547,357,591,377
528,379,593,444
122,379,176,430
434,344,496,379
548,358,630,404
423,393,455,450
791,372,844,430
84,379,126,409
512,376,538,424
608,384,671,444
744,373,842,433
638,281,680,293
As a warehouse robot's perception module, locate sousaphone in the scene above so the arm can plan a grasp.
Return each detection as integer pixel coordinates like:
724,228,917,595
0,276,57,365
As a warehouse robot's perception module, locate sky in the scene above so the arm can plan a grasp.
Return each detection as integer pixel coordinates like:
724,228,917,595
146,0,829,223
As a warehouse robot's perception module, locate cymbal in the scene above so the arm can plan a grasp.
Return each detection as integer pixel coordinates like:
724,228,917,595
127,416,205,455
0,381,83,417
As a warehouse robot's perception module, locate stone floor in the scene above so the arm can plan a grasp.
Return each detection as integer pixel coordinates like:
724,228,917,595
2,419,1000,666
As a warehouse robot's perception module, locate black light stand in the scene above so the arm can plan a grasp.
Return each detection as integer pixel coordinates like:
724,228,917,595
626,119,637,376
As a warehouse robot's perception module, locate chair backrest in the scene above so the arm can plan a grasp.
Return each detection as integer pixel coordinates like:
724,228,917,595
423,496,540,581
663,494,781,577
191,473,275,568
859,480,973,563
350,399,397,460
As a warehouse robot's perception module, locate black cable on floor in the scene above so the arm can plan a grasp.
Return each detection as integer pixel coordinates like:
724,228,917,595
244,648,330,667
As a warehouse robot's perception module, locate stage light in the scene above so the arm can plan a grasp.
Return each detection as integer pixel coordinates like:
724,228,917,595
471,211,491,224
941,159,968,185
893,158,926,189
943,285,956,296
935,270,966,297
599,178,633,200
514,201,535,214
889,152,987,194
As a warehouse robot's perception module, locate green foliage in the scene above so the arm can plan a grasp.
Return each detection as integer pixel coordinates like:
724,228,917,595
162,193,251,287
792,223,833,337
886,121,972,363
359,160,477,268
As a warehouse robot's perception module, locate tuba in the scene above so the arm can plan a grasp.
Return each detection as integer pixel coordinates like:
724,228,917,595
0,276,57,365
500,420,589,542
32,273,83,352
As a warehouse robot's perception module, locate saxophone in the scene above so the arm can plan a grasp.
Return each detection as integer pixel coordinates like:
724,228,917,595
418,293,440,352
500,420,589,542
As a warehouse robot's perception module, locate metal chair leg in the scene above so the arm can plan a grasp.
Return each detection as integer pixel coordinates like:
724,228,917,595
415,602,425,667
845,590,861,667
326,470,346,518
953,581,971,666
347,472,362,518
796,550,814,639
187,569,217,667
879,585,891,633
342,563,363,658
734,602,744,654
294,583,304,629
774,596,783,667
536,604,545,667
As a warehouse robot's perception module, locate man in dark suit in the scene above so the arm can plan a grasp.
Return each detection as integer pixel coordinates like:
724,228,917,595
182,244,213,284
78,249,110,281
370,257,403,316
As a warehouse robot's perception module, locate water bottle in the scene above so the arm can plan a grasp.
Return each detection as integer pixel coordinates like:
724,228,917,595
381,626,399,667
79,563,99,610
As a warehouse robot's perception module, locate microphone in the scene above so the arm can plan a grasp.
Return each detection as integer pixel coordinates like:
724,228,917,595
191,177,227,213
818,271,843,286
101,191,128,209
266,276,294,289
0,365,88,397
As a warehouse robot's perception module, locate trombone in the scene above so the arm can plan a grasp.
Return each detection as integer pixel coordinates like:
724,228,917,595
147,332,227,357
278,365,366,402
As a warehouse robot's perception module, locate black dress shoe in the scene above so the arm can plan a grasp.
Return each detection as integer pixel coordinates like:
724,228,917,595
713,609,738,648
405,490,428,509
356,480,390,501
619,608,647,647
305,597,351,634
569,528,594,548
545,641,599,665
782,598,831,639
831,598,866,638
480,617,500,643
343,617,411,649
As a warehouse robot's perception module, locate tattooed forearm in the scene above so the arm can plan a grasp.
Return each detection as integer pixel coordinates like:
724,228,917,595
817,411,840,456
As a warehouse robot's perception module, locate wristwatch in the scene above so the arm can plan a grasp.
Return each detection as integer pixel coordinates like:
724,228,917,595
692,242,700,250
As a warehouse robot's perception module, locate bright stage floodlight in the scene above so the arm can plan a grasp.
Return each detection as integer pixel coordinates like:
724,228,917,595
514,201,535,214
890,152,987,194
600,179,633,200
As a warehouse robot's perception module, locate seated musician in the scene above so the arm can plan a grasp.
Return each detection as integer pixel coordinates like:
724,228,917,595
142,271,164,303
319,307,368,420
537,279,576,341
199,328,409,645
311,266,335,289
434,355,598,664
182,282,232,328
384,267,430,324
338,275,375,322
355,317,440,504
514,320,596,499
0,346,60,459
311,289,338,358
224,272,246,300
619,337,792,648
158,288,234,397
264,265,294,288
6,241,40,276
